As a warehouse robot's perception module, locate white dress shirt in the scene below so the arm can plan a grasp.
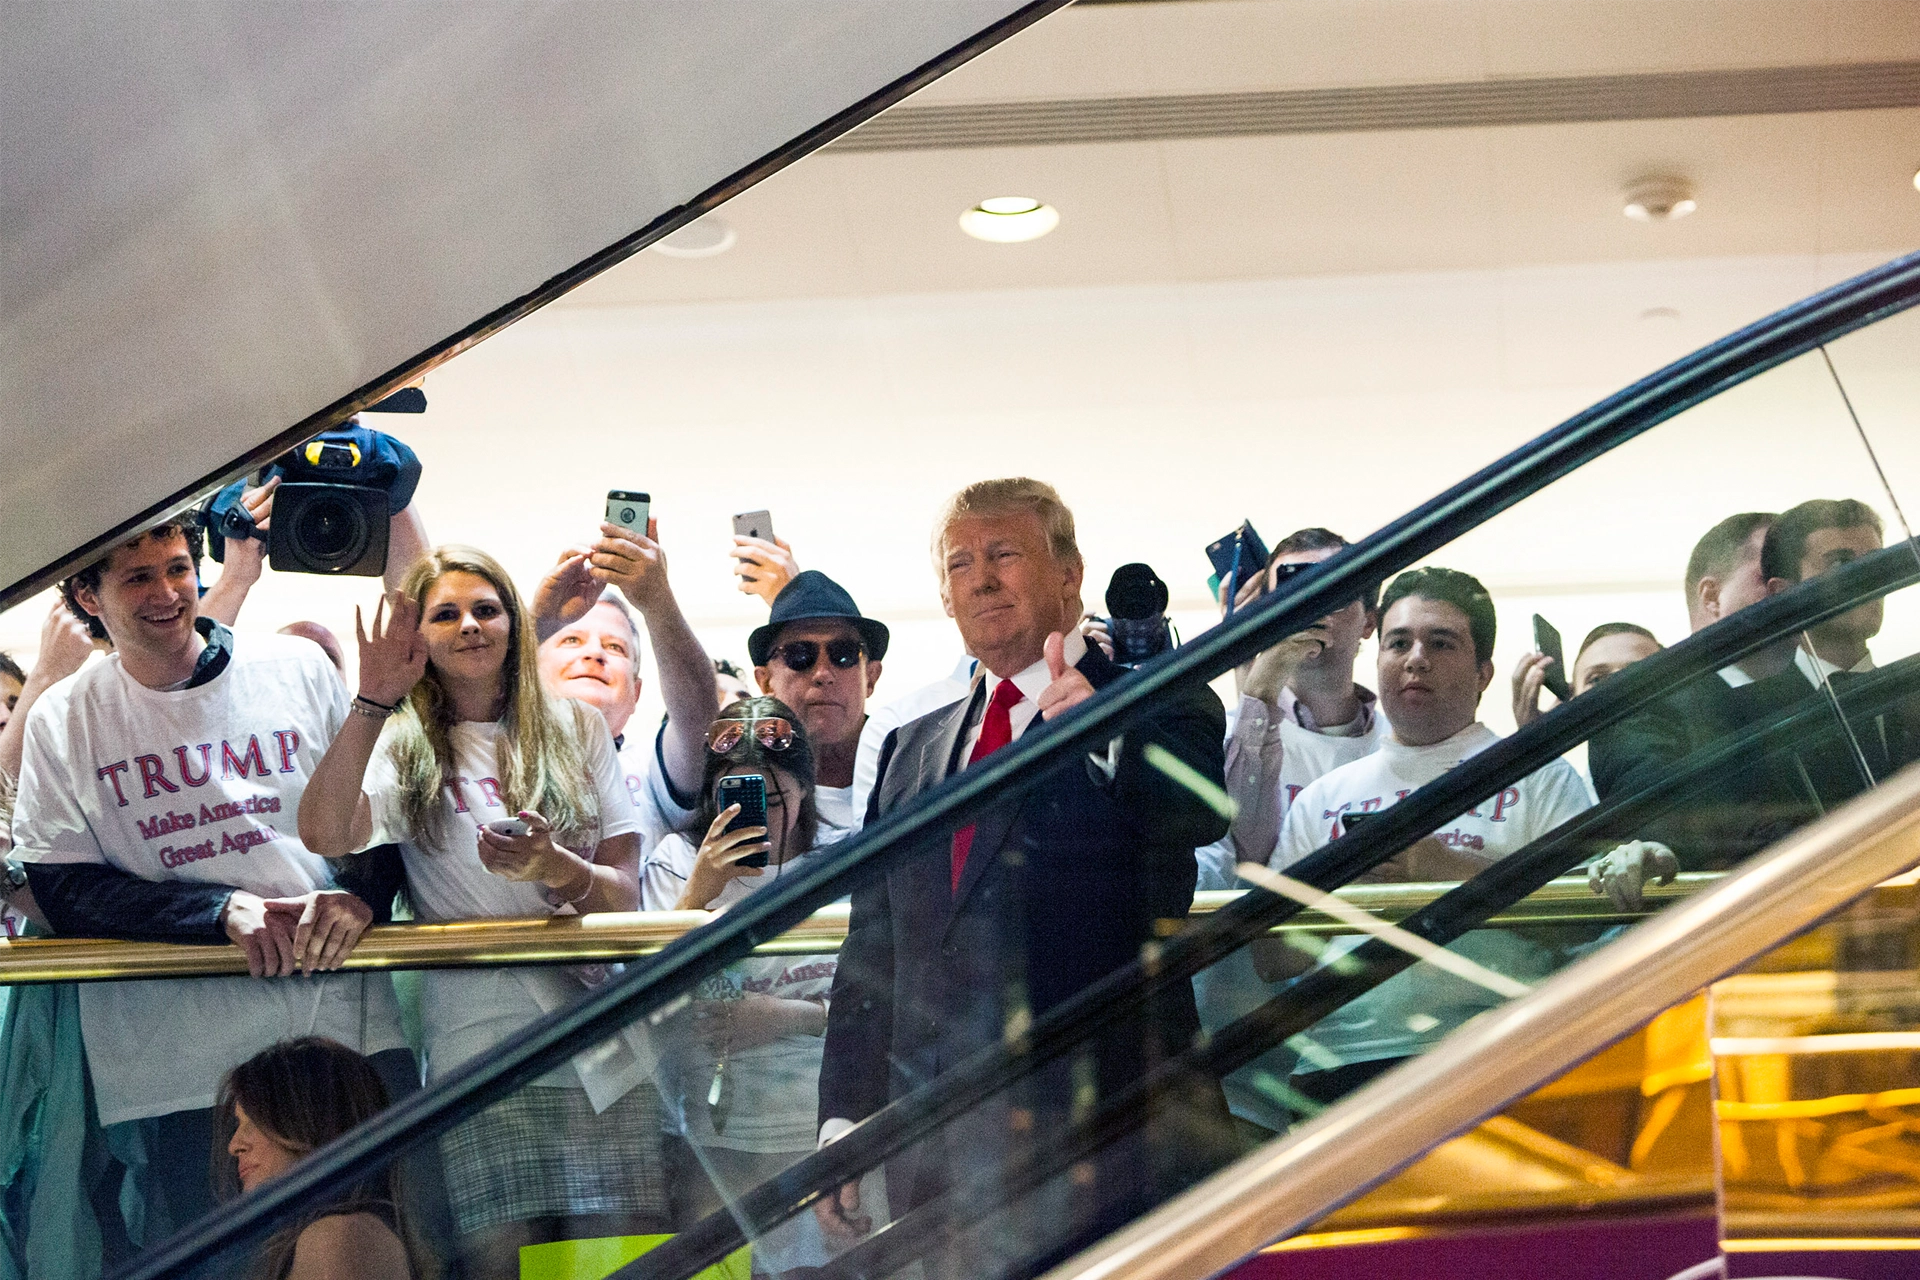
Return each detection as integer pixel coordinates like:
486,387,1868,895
959,629,1088,761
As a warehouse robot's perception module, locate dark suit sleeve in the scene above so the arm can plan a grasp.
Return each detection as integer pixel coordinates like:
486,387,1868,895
820,730,900,1129
329,843,407,925
1106,683,1231,851
22,862,232,942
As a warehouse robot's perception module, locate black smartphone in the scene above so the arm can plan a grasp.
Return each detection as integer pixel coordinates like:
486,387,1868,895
716,774,769,868
1205,521,1270,602
1532,613,1573,702
1341,811,1378,836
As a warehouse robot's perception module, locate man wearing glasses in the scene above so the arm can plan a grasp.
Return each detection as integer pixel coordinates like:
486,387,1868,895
748,572,888,843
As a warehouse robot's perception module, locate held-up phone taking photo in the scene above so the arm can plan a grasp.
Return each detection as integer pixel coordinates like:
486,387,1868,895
716,774,770,868
1206,521,1270,610
606,490,650,537
732,510,776,543
1532,613,1573,702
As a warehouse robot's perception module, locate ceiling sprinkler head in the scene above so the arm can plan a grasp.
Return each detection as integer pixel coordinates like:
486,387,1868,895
1623,176,1697,222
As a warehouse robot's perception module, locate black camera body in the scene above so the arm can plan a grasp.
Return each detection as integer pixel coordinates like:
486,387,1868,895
202,424,421,577
1104,562,1173,667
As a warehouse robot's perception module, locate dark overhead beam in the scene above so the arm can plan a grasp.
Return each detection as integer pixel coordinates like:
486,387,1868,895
829,60,1920,151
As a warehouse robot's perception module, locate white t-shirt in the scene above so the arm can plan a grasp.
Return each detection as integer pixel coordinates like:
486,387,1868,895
10,634,406,1124
363,714,641,1092
1275,722,1592,1070
813,784,857,846
641,832,832,1153
619,722,698,851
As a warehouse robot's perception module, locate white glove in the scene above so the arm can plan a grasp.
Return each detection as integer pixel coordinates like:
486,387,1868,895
1587,840,1678,913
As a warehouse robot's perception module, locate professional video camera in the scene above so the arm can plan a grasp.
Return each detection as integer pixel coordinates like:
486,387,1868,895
1103,562,1175,667
201,391,423,577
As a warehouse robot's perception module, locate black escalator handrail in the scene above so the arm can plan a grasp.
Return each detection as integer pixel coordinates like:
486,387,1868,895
622,542,1920,1280
805,646,1920,1280
116,252,1920,1279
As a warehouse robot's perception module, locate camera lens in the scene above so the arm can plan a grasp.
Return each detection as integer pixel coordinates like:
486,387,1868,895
294,494,370,566
621,507,636,524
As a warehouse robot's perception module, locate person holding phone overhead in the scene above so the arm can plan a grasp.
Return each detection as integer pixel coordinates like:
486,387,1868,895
639,694,887,1273
298,545,665,1280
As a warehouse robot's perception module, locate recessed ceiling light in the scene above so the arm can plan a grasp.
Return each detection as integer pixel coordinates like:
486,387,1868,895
649,214,736,258
959,197,1059,243
1623,176,1697,222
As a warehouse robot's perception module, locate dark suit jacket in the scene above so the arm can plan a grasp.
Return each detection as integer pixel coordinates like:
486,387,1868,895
1590,662,1910,870
819,644,1230,1152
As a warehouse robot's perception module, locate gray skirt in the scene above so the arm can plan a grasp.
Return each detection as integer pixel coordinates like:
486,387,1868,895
439,1082,668,1234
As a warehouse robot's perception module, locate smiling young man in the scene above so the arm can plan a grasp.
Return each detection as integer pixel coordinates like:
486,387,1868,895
1271,567,1590,1106
748,571,888,843
817,478,1233,1275
9,519,408,1234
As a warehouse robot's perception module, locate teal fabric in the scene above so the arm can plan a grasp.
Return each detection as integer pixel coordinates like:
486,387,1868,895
0,983,109,1280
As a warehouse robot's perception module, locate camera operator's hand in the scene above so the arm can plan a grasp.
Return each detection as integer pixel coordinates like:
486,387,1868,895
1511,650,1556,728
1078,612,1115,660
222,890,300,978
355,591,428,708
200,477,281,626
592,518,673,613
730,535,798,607
531,544,601,638
1243,631,1325,704
678,805,768,910
263,889,374,974
1588,840,1678,912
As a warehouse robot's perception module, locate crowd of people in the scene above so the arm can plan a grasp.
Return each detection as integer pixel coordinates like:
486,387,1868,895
0,427,1906,1279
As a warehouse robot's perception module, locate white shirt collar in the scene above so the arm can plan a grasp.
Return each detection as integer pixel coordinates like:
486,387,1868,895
982,629,1088,709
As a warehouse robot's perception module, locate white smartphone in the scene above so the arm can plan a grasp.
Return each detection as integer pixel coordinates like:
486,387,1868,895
486,818,530,837
606,490,650,537
732,509,775,543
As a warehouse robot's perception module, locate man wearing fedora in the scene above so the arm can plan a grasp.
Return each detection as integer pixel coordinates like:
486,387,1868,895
749,571,889,843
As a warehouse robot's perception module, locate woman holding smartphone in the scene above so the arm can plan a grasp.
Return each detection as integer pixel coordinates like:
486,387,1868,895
299,545,664,1280
642,695,884,1270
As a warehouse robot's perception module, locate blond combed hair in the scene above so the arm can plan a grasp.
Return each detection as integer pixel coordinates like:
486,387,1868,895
929,477,1082,584
384,545,600,848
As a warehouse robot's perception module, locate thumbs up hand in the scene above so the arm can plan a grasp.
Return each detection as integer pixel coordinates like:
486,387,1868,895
1037,631,1096,718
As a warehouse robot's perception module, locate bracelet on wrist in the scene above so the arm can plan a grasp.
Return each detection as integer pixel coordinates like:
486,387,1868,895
351,695,397,720
544,860,595,911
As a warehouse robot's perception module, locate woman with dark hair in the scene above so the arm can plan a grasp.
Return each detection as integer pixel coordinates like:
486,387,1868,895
215,1038,416,1280
642,694,882,1272
299,546,665,1279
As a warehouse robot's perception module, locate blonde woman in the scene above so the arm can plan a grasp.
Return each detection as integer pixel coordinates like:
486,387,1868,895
299,546,665,1280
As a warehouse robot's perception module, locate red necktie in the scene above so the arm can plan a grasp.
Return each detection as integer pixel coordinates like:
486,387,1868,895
951,678,1026,893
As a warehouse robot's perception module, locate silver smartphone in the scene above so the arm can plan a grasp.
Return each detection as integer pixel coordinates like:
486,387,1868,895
732,509,775,543
606,490,650,537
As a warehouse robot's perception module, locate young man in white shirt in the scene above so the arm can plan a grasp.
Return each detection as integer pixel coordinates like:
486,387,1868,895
531,517,719,848
748,572,888,844
10,519,410,1239
1273,567,1591,1107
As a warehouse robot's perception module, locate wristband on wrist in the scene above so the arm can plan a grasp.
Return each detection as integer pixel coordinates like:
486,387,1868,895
544,860,595,911
351,694,397,720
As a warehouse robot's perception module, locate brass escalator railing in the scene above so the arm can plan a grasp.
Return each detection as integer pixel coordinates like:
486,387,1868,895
0,876,1715,985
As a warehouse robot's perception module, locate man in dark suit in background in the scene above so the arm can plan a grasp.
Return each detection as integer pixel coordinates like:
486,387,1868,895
817,477,1233,1278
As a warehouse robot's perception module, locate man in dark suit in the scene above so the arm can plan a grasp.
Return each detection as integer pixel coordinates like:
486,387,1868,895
816,478,1233,1278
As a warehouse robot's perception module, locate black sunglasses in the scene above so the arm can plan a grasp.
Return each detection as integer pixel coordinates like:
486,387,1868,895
772,638,864,673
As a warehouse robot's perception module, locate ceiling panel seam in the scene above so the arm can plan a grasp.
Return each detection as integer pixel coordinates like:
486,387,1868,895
827,61,1920,150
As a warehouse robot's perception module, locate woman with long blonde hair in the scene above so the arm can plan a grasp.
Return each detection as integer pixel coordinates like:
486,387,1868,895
299,546,666,1280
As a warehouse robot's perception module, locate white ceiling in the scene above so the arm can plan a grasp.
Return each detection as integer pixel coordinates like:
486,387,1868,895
562,0,1920,307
